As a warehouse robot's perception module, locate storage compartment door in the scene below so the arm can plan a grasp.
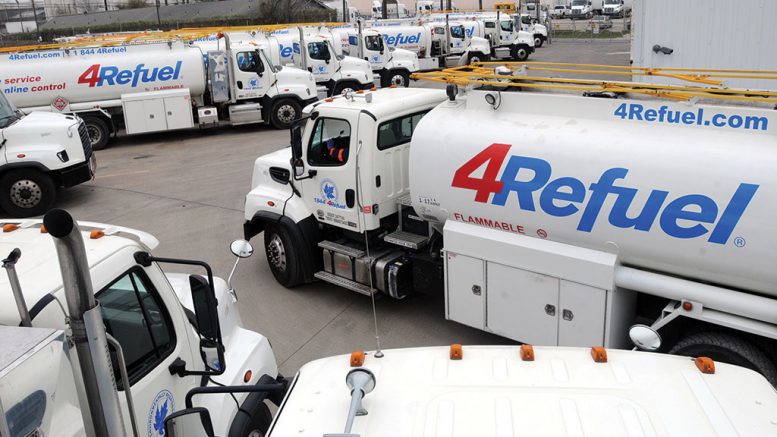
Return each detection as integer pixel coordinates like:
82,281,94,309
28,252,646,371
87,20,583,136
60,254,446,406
163,96,194,131
558,281,606,347
445,252,484,330
123,99,166,134
486,263,559,345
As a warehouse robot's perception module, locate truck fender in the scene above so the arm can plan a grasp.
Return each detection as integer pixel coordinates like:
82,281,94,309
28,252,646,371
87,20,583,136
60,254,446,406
75,109,116,135
0,161,51,175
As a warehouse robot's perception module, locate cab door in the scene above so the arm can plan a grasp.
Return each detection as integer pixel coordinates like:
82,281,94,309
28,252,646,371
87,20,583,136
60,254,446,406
305,41,335,82
298,109,362,232
94,248,199,437
232,50,270,100
364,34,389,69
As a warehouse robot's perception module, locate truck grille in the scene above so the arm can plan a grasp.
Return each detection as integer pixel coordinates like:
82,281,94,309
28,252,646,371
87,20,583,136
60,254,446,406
78,122,92,159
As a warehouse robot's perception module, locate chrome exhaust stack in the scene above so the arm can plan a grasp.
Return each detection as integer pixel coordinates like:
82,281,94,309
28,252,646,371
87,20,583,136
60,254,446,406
3,248,31,327
43,209,126,437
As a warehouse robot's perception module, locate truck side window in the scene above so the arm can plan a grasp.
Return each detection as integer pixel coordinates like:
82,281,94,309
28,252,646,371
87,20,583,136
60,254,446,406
377,110,429,151
98,268,175,389
365,35,383,52
434,27,445,35
501,21,513,32
308,42,330,61
308,118,351,166
236,51,262,73
485,22,496,29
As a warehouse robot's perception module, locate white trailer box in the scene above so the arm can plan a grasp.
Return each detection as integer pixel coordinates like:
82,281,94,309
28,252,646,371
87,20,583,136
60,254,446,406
121,88,195,135
631,0,777,90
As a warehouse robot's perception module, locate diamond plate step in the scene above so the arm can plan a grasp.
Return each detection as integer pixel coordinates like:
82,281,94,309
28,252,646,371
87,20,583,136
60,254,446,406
384,231,429,250
396,193,413,207
318,240,365,258
314,271,375,296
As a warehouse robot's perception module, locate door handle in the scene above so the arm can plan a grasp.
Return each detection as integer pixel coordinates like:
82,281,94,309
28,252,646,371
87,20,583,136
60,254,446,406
345,189,355,208
237,80,243,89
471,285,481,296
544,304,556,316
562,309,574,321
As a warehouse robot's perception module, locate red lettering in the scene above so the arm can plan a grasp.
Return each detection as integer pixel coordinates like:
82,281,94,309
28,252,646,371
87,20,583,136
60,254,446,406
452,143,510,203
78,65,101,87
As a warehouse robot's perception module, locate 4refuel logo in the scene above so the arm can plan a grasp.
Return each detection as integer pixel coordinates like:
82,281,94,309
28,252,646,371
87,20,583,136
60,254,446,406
77,61,183,87
452,143,759,245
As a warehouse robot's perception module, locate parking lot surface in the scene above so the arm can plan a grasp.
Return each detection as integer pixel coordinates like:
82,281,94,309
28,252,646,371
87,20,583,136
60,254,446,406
52,39,629,375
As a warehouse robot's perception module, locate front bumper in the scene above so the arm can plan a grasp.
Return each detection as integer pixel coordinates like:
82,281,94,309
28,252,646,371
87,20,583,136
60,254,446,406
58,155,96,188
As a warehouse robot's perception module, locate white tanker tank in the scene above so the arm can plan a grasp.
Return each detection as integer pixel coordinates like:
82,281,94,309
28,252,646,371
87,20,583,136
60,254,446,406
0,42,206,110
0,36,317,149
409,90,776,296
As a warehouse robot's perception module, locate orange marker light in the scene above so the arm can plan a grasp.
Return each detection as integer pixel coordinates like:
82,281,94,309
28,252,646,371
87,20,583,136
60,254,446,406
40,225,47,233
450,344,463,360
682,301,693,311
325,97,334,102
356,90,364,94
695,356,715,374
350,350,365,367
2,224,18,232
520,344,534,361
16,154,25,159
243,370,253,383
591,347,608,363
370,87,377,91
267,201,275,207
389,84,397,88
90,230,105,239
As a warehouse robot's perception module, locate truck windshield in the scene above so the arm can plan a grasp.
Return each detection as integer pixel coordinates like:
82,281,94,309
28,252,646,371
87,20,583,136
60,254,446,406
0,92,20,129
572,0,587,5
604,0,620,4
450,26,465,39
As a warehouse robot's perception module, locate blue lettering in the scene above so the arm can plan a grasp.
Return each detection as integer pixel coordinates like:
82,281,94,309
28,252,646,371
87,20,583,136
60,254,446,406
659,194,718,239
491,156,551,210
708,184,759,244
99,66,119,85
628,104,643,120
539,177,585,217
577,168,628,232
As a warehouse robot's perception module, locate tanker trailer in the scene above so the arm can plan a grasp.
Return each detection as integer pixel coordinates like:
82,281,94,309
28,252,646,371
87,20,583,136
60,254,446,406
243,81,777,384
0,35,317,150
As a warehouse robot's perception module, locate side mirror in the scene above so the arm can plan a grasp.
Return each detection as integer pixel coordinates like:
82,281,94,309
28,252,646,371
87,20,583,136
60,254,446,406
230,239,254,258
629,324,662,351
292,158,305,178
190,274,220,343
164,407,215,437
290,122,303,159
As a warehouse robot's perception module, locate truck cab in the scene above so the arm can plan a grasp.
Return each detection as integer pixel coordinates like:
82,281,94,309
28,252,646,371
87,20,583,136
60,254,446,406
570,0,594,19
0,90,94,217
0,219,279,436
519,14,549,47
244,88,447,291
284,32,374,96
603,0,630,17
341,28,421,87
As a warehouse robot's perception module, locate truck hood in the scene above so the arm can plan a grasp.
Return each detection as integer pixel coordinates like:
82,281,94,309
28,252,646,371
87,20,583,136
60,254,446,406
467,36,492,54
340,56,374,85
516,30,535,46
2,112,86,166
388,47,420,72
251,147,293,190
274,65,317,97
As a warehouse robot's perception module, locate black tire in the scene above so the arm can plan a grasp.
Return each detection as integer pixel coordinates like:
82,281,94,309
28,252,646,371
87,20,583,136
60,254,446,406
264,223,303,288
669,332,777,386
269,98,301,129
467,52,489,64
229,401,272,437
81,116,110,151
534,35,544,48
381,69,410,88
332,81,359,96
511,45,530,61
0,169,56,217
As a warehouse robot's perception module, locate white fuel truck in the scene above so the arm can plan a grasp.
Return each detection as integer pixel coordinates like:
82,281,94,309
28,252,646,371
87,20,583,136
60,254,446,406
244,80,777,384
0,210,287,436
272,25,421,89
365,20,494,68
267,27,375,96
0,89,95,217
0,35,318,150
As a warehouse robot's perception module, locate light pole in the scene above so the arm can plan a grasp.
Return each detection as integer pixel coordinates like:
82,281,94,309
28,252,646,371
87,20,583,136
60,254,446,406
155,0,161,28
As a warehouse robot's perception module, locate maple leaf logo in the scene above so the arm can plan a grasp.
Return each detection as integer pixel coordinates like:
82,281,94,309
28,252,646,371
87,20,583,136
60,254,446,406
153,400,168,435
323,184,336,200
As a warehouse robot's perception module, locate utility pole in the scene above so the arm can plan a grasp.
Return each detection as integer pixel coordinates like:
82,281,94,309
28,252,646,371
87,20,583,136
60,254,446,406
342,0,347,22
155,0,161,28
478,0,482,11
382,0,386,19
30,0,40,39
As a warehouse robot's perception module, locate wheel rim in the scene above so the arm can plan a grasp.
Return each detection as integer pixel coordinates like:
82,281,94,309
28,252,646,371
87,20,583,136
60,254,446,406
518,48,527,59
267,234,287,272
470,56,481,63
340,87,355,95
276,104,297,125
247,431,263,437
86,124,102,147
390,74,406,87
9,179,42,209
534,37,542,47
